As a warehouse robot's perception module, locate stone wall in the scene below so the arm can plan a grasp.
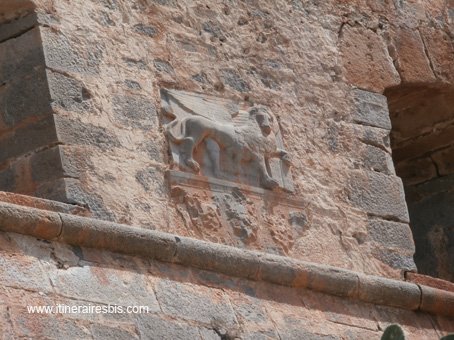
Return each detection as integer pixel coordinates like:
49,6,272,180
0,0,453,280
1,229,452,339
1,1,454,338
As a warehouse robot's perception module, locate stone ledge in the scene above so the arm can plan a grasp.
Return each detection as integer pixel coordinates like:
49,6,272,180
0,191,90,216
166,170,304,208
0,198,452,318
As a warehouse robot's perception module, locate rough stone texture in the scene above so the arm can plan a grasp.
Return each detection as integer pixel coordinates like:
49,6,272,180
155,279,238,326
419,26,454,83
339,26,400,93
351,90,392,130
0,2,453,339
391,28,436,83
0,230,452,339
0,0,452,281
348,170,409,223
367,219,415,254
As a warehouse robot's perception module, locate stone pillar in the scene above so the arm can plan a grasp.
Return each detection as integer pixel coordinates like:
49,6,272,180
0,10,61,198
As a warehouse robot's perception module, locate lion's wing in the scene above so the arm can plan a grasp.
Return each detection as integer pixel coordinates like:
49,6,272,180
232,110,251,128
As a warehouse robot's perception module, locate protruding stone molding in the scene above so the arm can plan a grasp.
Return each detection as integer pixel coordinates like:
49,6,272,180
0,199,452,318
166,170,306,209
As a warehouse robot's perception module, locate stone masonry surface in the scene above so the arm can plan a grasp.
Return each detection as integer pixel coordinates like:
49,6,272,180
0,0,453,281
0,225,453,339
0,197,453,319
1,0,454,339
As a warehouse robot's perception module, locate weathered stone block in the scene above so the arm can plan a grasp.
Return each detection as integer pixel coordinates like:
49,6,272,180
367,218,415,254
393,28,436,83
91,323,139,340
48,263,160,309
0,12,37,43
420,26,454,83
30,145,64,182
155,279,238,326
348,170,409,223
35,177,68,202
0,249,54,293
352,89,392,130
11,313,92,339
54,115,120,149
41,26,102,74
0,26,44,82
47,70,92,113
275,327,340,340
0,67,51,128
340,26,400,93
371,248,417,271
355,124,391,153
363,144,395,175
63,178,115,220
113,94,157,129
136,314,201,340
0,116,58,164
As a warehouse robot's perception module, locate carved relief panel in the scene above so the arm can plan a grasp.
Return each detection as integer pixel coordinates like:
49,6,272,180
160,89,307,255
160,89,293,192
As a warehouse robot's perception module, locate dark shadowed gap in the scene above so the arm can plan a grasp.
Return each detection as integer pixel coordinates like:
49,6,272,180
385,84,454,282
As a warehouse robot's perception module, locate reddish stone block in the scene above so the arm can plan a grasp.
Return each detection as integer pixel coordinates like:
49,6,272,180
340,26,400,93
420,26,454,83
393,28,435,83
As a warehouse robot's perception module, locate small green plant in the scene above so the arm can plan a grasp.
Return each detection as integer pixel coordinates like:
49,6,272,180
381,324,405,340
381,324,454,340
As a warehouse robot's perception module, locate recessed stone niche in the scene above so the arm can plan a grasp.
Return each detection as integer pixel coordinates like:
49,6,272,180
386,84,454,282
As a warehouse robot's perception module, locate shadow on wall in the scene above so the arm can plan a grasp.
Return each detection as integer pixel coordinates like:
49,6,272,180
385,84,454,282
0,0,36,24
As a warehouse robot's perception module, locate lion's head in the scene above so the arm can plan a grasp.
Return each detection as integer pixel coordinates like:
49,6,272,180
248,105,276,136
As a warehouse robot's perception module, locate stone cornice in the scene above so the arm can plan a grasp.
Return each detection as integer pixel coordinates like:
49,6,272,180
0,198,452,318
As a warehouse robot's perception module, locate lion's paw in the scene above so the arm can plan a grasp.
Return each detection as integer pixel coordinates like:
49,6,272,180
261,177,280,190
186,159,200,173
